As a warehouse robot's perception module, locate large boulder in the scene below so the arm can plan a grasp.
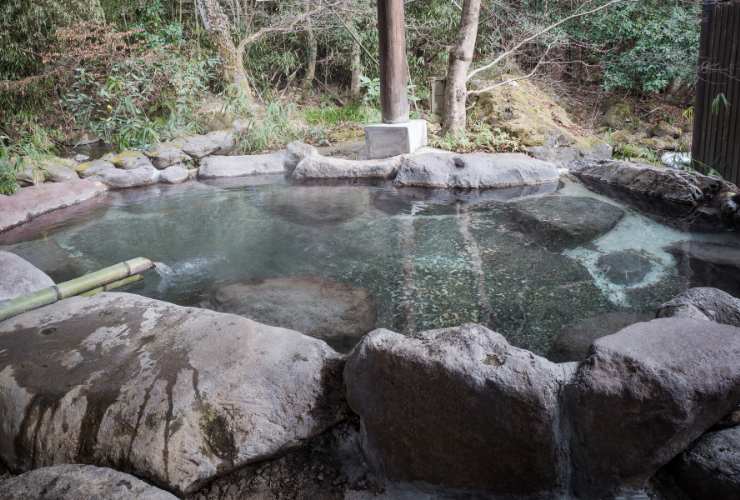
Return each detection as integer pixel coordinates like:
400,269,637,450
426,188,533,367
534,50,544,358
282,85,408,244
0,179,107,233
565,318,740,498
344,324,574,495
77,159,117,178
181,131,235,160
94,164,161,189
292,154,402,180
508,195,625,251
0,464,178,500
0,251,54,302
393,151,559,189
667,241,740,297
657,287,740,326
198,152,286,179
0,293,346,494
104,151,155,170
669,426,740,500
571,159,739,229
284,141,319,175
547,311,652,362
207,277,376,353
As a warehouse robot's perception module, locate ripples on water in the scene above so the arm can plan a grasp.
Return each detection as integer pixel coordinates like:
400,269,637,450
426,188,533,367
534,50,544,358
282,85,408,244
2,177,739,356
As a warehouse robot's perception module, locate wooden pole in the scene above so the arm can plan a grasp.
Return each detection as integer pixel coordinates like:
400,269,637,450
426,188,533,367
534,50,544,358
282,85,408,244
377,0,409,124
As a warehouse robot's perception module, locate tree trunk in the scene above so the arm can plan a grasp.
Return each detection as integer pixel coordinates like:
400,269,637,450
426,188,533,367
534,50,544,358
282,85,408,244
196,0,254,101
350,38,362,100
442,0,481,135
304,24,317,89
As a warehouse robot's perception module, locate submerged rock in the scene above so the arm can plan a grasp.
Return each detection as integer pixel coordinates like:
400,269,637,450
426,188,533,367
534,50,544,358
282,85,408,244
0,292,346,494
0,464,178,500
547,311,652,362
596,249,656,285
259,185,370,226
565,318,740,498
0,251,54,302
657,287,740,326
292,154,402,180
669,426,740,500
208,277,376,353
94,164,161,189
508,195,625,251
160,165,190,185
198,152,286,178
0,179,107,233
344,324,573,495
667,241,740,296
394,151,559,189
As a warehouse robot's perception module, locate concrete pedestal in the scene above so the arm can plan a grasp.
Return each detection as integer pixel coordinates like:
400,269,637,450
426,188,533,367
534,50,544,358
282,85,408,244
364,119,428,159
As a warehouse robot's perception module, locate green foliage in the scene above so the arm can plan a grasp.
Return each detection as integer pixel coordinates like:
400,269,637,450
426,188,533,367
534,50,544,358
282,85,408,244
303,104,378,127
432,122,523,153
235,102,302,154
612,143,659,164
0,143,20,195
565,0,700,93
711,93,731,115
63,47,218,149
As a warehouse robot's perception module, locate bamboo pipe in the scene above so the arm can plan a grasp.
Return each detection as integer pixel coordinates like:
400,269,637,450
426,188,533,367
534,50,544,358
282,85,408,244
80,274,144,297
0,257,154,322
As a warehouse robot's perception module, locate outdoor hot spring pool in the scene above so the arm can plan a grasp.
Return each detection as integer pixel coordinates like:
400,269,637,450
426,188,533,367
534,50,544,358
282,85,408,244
2,176,739,356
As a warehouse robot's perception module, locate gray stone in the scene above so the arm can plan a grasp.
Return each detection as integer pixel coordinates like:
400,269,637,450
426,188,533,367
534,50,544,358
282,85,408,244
292,154,402,181
394,151,559,189
670,426,740,500
198,152,286,179
0,292,346,494
0,179,108,233
284,142,319,175
181,131,235,160
160,165,189,185
104,151,154,170
23,157,80,182
43,162,79,182
15,164,45,186
0,464,178,500
657,287,740,326
146,141,191,169
207,277,376,353
597,249,656,285
565,318,740,498
508,195,625,251
667,241,740,297
547,311,652,362
344,324,574,495
0,251,54,302
364,119,428,159
662,152,691,169
73,153,91,163
94,164,160,189
77,159,117,178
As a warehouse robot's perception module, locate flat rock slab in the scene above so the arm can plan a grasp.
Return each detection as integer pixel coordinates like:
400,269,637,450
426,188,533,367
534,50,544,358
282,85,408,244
508,195,625,251
0,464,178,500
393,151,559,189
160,165,190,185
207,277,377,353
0,251,54,302
292,154,402,180
565,318,740,497
657,287,740,326
669,426,740,500
345,324,574,495
0,293,346,494
596,249,656,286
198,152,286,179
0,180,107,233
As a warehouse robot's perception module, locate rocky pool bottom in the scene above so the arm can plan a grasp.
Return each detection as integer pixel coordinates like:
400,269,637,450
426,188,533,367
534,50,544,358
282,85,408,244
1,176,739,358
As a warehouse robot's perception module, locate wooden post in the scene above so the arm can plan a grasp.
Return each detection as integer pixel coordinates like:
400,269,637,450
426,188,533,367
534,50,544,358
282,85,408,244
377,0,409,124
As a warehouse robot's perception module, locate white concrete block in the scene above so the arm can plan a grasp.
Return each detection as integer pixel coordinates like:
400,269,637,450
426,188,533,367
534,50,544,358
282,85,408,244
364,119,428,159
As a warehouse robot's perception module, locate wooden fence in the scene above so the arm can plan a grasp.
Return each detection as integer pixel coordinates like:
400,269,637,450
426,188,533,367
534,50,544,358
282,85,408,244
692,0,740,184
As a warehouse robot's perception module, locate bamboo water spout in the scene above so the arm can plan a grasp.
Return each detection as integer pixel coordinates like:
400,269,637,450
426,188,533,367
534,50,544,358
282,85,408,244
0,257,154,322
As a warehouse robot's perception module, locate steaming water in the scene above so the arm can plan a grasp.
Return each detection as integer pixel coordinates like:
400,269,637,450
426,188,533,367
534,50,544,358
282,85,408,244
2,177,739,356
